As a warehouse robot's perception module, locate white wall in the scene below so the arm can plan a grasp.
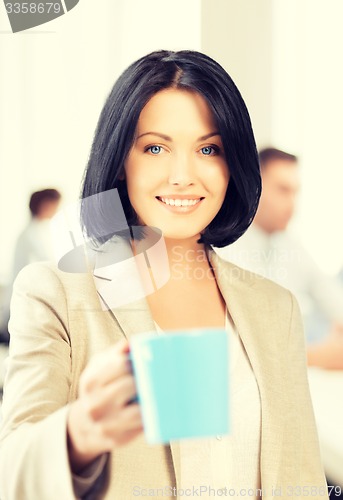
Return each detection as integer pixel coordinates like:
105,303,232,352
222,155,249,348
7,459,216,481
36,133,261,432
271,0,343,274
202,0,343,275
0,0,201,284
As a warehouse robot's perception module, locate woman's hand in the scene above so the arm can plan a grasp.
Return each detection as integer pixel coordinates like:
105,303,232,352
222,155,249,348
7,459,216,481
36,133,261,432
67,339,143,473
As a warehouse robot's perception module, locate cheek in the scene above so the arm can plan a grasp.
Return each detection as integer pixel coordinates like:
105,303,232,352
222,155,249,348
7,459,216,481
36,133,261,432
204,163,229,188
124,161,142,196
224,171,230,189
125,175,153,215
218,169,230,197
125,153,160,191
217,160,230,183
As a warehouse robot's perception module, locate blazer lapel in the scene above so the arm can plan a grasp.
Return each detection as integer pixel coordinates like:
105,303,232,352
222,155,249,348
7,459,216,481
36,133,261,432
206,247,285,492
108,298,157,341
90,235,158,341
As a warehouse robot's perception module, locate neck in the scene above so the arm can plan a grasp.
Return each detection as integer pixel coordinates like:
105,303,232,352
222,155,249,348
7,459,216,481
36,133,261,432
163,235,213,281
164,234,204,254
130,232,213,284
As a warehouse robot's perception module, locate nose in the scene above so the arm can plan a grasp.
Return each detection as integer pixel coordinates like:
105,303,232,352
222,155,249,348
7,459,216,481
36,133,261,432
168,153,195,186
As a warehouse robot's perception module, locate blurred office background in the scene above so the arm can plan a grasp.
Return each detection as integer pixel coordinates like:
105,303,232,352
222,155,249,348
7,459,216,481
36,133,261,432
1,0,343,284
0,0,343,490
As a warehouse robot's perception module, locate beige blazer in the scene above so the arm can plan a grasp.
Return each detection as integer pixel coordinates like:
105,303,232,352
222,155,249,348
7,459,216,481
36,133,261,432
0,246,328,499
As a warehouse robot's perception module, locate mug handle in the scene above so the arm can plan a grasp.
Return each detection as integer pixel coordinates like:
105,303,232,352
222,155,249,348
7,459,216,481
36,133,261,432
127,351,139,404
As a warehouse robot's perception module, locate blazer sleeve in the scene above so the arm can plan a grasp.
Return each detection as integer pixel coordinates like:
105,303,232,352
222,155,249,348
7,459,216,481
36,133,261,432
0,263,107,500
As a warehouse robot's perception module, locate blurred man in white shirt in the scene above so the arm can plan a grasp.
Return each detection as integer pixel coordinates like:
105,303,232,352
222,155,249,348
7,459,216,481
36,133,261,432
215,148,343,369
11,189,61,278
0,189,61,344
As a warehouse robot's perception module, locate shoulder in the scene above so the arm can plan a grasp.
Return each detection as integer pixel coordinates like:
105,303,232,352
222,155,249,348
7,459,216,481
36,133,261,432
209,247,294,308
13,261,97,308
210,250,305,351
208,249,306,370
14,260,81,287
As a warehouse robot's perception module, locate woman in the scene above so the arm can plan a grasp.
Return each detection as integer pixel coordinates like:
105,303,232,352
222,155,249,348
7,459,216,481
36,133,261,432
0,50,328,499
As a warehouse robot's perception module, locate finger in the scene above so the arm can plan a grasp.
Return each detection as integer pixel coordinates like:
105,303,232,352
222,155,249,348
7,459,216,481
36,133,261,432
105,375,139,410
82,405,143,453
111,427,144,448
98,403,144,437
116,402,144,428
84,375,138,421
100,427,144,451
80,341,132,391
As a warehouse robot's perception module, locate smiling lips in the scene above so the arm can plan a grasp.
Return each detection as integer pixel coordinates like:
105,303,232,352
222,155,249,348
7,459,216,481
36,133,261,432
156,196,205,212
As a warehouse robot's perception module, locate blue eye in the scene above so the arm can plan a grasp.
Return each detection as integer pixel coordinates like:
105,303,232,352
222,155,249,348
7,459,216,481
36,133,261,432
147,145,162,155
201,146,218,155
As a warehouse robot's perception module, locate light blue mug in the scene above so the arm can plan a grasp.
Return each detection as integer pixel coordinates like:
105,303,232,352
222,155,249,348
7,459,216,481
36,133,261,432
129,328,230,444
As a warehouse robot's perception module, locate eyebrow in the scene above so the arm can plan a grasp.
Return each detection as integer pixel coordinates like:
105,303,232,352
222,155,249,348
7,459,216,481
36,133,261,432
136,131,221,142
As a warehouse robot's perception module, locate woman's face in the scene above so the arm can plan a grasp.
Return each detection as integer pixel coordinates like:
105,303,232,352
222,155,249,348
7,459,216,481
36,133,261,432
124,88,230,241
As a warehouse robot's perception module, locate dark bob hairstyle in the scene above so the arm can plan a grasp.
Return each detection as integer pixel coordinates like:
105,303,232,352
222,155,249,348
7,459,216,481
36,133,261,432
81,50,261,248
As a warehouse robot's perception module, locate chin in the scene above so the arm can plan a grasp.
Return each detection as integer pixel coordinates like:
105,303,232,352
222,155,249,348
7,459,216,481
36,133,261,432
161,232,201,241
154,226,201,241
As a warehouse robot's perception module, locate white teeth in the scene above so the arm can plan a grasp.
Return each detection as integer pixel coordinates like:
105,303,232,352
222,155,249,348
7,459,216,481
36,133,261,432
181,200,189,206
160,197,202,207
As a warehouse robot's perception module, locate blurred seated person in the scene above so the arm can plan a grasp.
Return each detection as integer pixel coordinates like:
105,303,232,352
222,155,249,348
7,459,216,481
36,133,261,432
0,189,61,344
215,147,343,369
12,189,61,278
